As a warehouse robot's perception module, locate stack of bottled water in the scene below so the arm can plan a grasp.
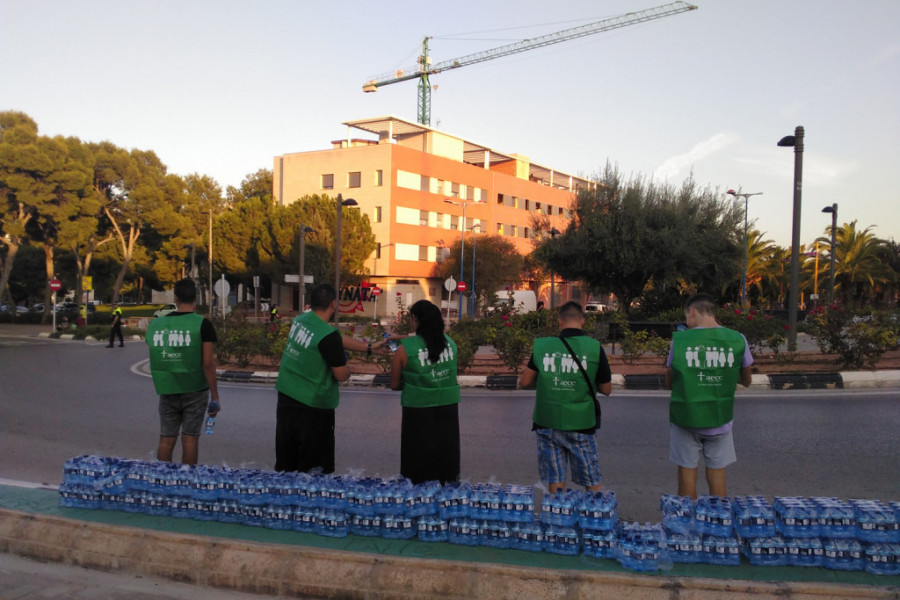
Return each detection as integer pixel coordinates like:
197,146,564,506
540,489,581,556
733,496,783,566
661,495,702,565
57,455,899,573
616,522,672,571
580,491,618,559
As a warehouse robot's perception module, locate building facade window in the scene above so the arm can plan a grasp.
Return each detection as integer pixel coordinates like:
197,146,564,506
419,210,429,226
374,206,382,223
375,169,383,186
450,215,459,230
418,245,429,261
322,174,334,189
348,171,361,188
451,182,460,198
420,174,430,192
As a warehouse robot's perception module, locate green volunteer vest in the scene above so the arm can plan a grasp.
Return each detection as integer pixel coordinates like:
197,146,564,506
276,311,340,409
532,336,601,431
145,312,208,395
669,327,746,428
399,335,460,408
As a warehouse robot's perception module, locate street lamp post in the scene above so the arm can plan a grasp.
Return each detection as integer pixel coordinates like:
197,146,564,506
298,224,315,313
334,194,358,325
727,189,763,307
822,203,838,304
549,228,561,308
470,223,481,317
208,212,213,317
777,126,805,351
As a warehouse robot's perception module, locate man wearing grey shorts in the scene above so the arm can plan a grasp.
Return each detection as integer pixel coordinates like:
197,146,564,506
146,279,219,465
665,293,752,499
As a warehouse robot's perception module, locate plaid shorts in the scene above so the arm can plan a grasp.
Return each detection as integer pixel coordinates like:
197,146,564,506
535,428,602,487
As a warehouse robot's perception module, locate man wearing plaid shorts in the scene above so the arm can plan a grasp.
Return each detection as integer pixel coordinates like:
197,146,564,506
518,302,612,493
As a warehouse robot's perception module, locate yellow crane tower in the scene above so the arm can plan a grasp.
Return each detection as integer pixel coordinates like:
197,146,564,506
363,1,698,126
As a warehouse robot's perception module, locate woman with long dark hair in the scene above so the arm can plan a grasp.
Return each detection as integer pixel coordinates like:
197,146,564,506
390,299,460,484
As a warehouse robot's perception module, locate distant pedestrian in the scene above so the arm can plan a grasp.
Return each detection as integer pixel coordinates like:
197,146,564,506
107,303,124,347
390,300,460,484
270,303,278,322
665,293,753,499
518,301,612,493
145,279,220,465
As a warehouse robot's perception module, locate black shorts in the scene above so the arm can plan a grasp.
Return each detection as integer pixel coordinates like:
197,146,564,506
275,392,335,474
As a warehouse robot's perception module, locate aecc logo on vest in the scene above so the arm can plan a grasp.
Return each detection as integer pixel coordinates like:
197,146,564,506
150,328,194,360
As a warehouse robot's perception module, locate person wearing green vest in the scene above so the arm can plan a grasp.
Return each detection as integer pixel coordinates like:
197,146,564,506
107,303,124,347
275,284,378,473
518,301,612,493
665,293,753,499
390,300,461,484
145,278,219,465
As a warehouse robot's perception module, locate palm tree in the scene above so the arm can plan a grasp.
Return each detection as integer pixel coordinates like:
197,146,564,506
743,229,777,305
818,220,893,306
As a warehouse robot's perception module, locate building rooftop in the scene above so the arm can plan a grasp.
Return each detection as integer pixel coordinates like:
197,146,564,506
341,115,594,191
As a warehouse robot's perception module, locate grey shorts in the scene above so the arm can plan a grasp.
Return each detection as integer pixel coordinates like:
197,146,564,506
669,423,736,469
159,389,209,437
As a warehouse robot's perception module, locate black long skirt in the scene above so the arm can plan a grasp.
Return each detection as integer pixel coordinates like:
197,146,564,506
400,403,460,485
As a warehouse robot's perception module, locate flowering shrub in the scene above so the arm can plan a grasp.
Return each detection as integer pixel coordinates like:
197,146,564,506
716,305,788,354
805,305,899,369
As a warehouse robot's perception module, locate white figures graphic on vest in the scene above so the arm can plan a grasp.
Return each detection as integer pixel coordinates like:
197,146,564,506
417,343,454,367
544,352,588,374
289,322,313,349
152,329,192,347
686,345,735,369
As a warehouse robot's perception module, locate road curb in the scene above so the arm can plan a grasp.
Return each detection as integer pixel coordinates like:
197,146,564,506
1,508,893,600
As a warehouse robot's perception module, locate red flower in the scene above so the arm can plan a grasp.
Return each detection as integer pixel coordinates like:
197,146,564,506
747,315,754,321
765,315,772,320
504,321,512,327
502,314,509,320
784,324,791,331
734,309,742,315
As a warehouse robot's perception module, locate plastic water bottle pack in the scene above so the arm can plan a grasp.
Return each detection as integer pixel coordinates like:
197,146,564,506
660,494,694,535
732,496,776,538
743,535,788,567
579,490,618,532
540,489,580,528
511,518,544,553
666,531,703,564
437,481,472,520
501,484,535,523
616,522,671,572
774,496,819,538
851,499,900,543
864,542,900,576
694,495,733,537
583,528,617,559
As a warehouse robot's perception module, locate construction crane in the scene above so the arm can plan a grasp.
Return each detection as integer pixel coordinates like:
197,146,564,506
362,1,697,126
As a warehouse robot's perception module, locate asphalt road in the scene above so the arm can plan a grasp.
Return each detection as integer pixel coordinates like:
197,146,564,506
1,328,898,523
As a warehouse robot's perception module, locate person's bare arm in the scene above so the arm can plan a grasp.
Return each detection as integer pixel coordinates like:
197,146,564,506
202,341,220,415
518,366,538,389
390,346,407,390
739,366,752,387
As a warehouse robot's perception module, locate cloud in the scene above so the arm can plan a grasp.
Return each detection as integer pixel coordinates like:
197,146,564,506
653,132,739,181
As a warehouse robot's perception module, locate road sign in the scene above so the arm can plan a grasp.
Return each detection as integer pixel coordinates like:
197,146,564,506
371,287,382,296
443,277,457,292
83,276,92,291
213,278,230,298
457,281,468,292
285,274,314,284
49,278,62,292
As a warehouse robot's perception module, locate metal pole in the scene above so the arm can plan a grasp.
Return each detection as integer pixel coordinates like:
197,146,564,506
208,212,213,317
829,204,837,303
458,203,466,319
299,225,307,313
788,126,804,351
742,197,748,306
335,194,343,325
470,224,477,317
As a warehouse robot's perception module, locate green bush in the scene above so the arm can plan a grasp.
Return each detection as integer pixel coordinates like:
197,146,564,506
805,306,899,369
716,305,788,355
492,317,533,373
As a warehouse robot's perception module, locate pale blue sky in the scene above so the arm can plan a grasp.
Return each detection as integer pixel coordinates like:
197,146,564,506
2,0,898,247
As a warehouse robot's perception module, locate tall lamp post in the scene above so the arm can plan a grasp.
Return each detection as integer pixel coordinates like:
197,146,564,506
727,189,763,307
444,199,484,318
208,212,214,317
777,126,804,351
549,228,561,308
469,223,481,317
334,194,358,325
298,224,315,313
821,203,837,304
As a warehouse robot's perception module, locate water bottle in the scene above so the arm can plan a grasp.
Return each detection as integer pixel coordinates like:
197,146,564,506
864,542,899,575
660,494,694,535
584,528,617,559
785,535,824,567
695,495,733,537
204,400,219,434
666,531,703,564
733,495,775,538
351,514,381,537
382,331,399,352
774,496,818,538
852,499,900,543
417,514,449,543
811,497,854,538
701,533,741,566
744,535,787,567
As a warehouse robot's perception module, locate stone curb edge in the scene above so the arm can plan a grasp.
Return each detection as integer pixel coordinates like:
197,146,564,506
1,508,892,600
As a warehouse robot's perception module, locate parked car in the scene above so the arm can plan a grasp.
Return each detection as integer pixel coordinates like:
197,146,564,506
584,303,613,313
153,303,177,318
31,303,45,312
